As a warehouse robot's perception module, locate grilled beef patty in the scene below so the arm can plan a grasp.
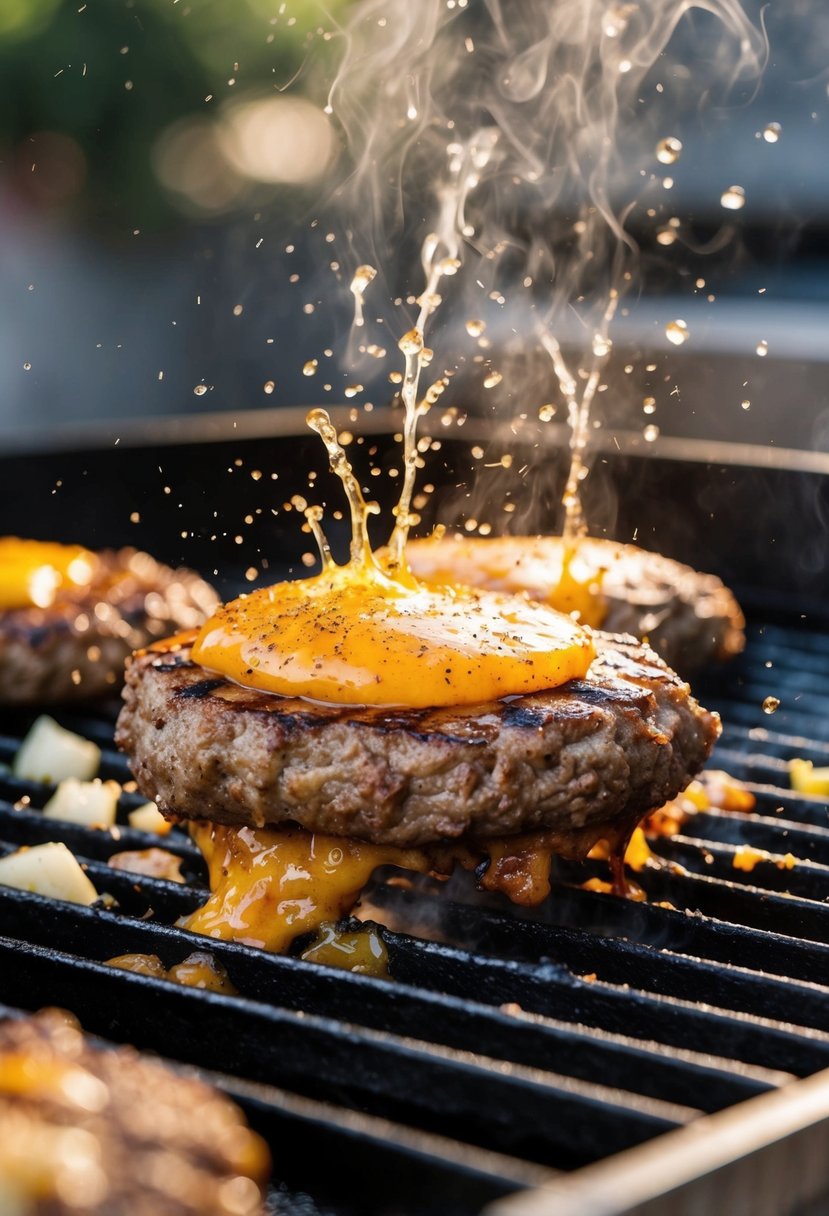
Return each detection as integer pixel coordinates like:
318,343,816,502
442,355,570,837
406,535,745,675
0,548,217,705
0,1009,269,1215
116,632,720,850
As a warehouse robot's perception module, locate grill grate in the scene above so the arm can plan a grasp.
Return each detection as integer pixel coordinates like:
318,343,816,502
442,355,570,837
1,611,828,1214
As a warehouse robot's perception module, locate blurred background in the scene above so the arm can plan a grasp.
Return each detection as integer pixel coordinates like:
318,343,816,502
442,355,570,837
1,0,828,456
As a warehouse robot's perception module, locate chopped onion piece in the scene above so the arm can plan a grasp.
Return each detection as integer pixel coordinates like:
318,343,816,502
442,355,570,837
43,778,120,829
13,716,100,783
127,802,171,835
0,842,98,905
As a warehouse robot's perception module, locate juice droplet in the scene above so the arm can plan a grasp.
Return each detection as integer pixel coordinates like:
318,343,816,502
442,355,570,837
263,380,275,394
349,263,376,328
762,696,780,714
398,328,424,357
643,397,656,414
538,403,556,422
643,424,660,442
720,185,746,210
656,227,677,247
483,371,502,389
756,340,768,357
655,136,682,165
193,384,207,396
303,359,318,376
602,2,636,38
438,257,461,276
592,334,612,358
665,319,689,346
344,384,363,398
762,122,782,144
741,399,751,410
465,319,486,337
23,361,32,371
306,408,377,565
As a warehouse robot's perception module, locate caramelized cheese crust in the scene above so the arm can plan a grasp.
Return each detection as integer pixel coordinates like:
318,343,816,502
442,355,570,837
116,632,720,849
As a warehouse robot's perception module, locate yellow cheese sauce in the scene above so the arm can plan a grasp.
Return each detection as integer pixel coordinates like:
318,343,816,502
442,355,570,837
106,949,237,994
405,534,608,628
192,561,595,708
181,822,432,953
0,538,97,611
300,921,390,977
180,818,650,957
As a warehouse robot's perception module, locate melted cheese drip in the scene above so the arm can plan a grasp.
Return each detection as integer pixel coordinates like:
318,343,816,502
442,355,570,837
192,562,594,707
181,823,431,953
182,819,646,956
300,922,390,977
405,535,608,629
0,538,97,611
107,950,237,993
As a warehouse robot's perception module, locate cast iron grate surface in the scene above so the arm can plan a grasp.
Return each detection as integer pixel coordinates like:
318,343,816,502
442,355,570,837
0,611,828,1215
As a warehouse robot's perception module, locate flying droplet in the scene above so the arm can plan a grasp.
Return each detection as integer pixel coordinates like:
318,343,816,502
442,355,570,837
350,264,376,294
602,3,636,38
398,328,424,357
303,360,318,376
643,397,656,414
23,361,32,371
741,399,751,410
483,371,503,389
344,384,363,398
263,380,275,394
762,696,780,714
720,185,746,210
643,424,660,442
665,319,689,346
756,340,768,357
762,122,782,144
656,136,682,165
193,384,207,396
438,257,461,276
656,227,678,247
592,334,612,358
465,319,486,338
538,404,556,422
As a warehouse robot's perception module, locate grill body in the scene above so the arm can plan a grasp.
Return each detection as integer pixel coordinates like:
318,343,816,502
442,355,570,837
0,417,828,1215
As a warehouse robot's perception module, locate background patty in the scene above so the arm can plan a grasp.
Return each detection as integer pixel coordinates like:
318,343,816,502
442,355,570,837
0,1009,269,1215
116,632,720,850
406,535,745,674
0,548,217,705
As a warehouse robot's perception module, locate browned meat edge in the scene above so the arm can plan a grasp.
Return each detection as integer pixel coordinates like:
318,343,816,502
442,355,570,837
116,632,720,849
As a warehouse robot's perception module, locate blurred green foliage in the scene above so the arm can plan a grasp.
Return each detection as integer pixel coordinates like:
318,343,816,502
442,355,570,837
0,0,343,232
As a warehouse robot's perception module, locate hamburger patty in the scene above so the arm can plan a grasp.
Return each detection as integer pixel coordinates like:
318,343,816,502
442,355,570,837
116,632,720,850
0,548,217,705
0,1008,269,1215
406,535,745,674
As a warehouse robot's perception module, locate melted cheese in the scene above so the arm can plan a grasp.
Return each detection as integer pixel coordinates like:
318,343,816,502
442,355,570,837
181,822,431,953
300,922,390,977
405,534,608,628
0,538,97,611
192,562,595,708
181,818,647,956
107,950,237,993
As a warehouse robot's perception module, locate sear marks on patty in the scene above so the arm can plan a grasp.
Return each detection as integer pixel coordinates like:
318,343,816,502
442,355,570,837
406,535,745,675
0,1008,269,1215
0,548,217,705
116,632,720,850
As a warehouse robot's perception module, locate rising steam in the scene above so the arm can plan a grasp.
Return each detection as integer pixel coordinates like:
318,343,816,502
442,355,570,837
324,0,766,537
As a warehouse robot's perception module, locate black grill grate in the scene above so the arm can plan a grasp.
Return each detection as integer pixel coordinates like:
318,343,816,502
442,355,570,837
1,611,828,1215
